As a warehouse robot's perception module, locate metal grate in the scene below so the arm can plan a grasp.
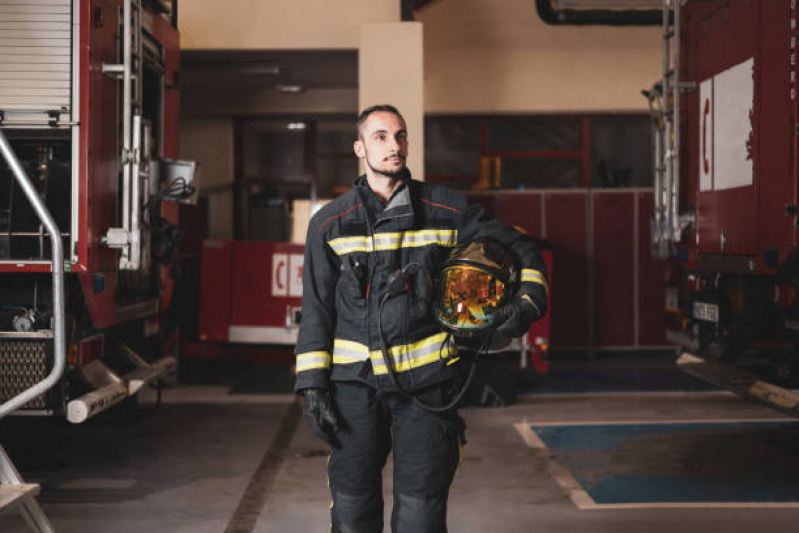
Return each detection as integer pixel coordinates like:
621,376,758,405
0,339,51,409
0,0,73,119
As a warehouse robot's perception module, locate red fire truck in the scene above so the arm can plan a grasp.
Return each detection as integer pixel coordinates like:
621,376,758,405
646,0,799,414
0,0,194,424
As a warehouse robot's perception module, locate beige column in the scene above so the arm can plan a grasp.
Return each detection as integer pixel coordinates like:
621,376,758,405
359,22,425,181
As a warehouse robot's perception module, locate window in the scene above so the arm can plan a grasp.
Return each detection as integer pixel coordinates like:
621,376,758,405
236,115,357,240
425,115,651,190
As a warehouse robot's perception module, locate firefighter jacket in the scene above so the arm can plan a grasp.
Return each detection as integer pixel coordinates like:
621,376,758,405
294,173,548,393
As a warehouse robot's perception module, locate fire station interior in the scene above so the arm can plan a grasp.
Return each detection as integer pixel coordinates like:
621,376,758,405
2,0,799,532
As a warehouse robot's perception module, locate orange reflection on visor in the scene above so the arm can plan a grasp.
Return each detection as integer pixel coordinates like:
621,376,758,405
435,265,506,330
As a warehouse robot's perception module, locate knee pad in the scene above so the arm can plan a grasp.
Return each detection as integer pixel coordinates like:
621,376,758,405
391,492,448,533
331,490,383,533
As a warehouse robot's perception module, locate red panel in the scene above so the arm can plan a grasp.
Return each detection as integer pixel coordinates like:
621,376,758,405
544,192,589,348
199,240,232,341
593,192,635,346
0,264,52,273
686,0,758,255
498,193,551,358
78,271,118,328
81,0,121,273
464,193,497,217
229,242,304,327
77,0,90,270
795,2,799,253
637,193,666,345
498,193,543,236
758,0,793,255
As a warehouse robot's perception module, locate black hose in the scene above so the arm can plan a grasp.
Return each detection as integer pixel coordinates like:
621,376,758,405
378,288,490,414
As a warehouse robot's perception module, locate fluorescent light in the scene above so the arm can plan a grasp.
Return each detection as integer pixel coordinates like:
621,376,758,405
287,122,306,130
275,84,304,94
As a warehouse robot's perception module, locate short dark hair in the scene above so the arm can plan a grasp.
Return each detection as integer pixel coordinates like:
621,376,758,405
356,105,404,136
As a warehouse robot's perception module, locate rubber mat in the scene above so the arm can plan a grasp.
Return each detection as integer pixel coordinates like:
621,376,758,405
530,421,799,505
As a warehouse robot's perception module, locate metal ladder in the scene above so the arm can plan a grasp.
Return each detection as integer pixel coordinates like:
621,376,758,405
644,0,695,258
102,0,145,271
0,131,65,532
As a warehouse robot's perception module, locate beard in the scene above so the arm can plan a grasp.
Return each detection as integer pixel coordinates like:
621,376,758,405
366,156,407,179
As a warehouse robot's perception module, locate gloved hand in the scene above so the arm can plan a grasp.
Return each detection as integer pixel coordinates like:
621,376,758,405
493,294,542,338
302,387,341,447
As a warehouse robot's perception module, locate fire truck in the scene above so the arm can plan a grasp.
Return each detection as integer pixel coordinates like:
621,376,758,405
0,0,195,425
645,0,799,415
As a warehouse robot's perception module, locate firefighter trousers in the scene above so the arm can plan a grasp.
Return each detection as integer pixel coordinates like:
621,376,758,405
327,380,465,533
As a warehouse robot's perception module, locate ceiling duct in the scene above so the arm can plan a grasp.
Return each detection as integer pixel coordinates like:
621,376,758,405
535,0,664,25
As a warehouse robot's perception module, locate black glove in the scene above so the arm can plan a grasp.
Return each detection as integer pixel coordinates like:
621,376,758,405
493,295,542,338
302,387,341,447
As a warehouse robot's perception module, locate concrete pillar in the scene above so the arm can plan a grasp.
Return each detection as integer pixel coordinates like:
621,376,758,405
359,22,424,181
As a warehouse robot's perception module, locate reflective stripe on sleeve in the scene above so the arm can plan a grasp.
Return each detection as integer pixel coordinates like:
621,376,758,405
521,268,547,292
296,351,331,372
331,339,370,363
326,236,369,255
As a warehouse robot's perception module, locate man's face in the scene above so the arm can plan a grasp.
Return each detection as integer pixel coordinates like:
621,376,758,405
354,111,408,179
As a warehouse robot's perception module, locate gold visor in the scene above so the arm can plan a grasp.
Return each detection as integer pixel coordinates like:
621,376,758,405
435,265,506,330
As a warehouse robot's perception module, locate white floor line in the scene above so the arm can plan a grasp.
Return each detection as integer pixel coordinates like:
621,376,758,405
514,420,799,510
526,418,797,427
518,390,736,399
514,421,597,510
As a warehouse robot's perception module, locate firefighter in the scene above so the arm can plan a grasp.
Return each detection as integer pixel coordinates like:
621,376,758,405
295,105,548,532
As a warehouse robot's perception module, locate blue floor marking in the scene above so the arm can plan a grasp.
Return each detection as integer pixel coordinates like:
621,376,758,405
532,421,799,504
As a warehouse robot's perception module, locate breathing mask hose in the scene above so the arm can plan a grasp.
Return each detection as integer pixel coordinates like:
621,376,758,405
377,264,491,413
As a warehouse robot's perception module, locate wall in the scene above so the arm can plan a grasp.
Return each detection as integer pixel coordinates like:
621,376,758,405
179,117,235,239
179,0,663,238
417,0,661,112
359,23,425,181
179,0,399,50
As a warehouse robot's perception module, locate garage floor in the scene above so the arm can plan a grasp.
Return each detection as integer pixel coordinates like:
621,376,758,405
2,354,799,532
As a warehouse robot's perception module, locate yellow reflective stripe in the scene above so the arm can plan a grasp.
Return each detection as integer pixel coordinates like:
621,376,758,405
521,268,547,291
327,236,369,255
327,230,458,256
370,332,455,374
372,343,457,374
331,338,370,364
400,229,457,249
296,351,331,372
330,332,456,374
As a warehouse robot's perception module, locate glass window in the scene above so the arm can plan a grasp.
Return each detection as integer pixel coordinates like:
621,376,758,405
317,120,356,154
425,118,483,178
242,120,307,182
487,117,582,152
500,158,583,189
316,157,359,198
590,116,652,188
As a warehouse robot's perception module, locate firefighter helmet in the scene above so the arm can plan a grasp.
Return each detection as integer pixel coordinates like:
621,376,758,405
433,239,519,337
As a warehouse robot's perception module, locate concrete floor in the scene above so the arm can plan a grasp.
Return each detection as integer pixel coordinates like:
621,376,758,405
2,359,799,532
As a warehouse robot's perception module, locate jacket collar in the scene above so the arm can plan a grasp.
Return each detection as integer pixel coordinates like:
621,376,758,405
354,171,415,231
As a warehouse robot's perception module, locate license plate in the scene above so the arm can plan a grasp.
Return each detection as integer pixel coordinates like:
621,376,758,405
693,302,719,323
